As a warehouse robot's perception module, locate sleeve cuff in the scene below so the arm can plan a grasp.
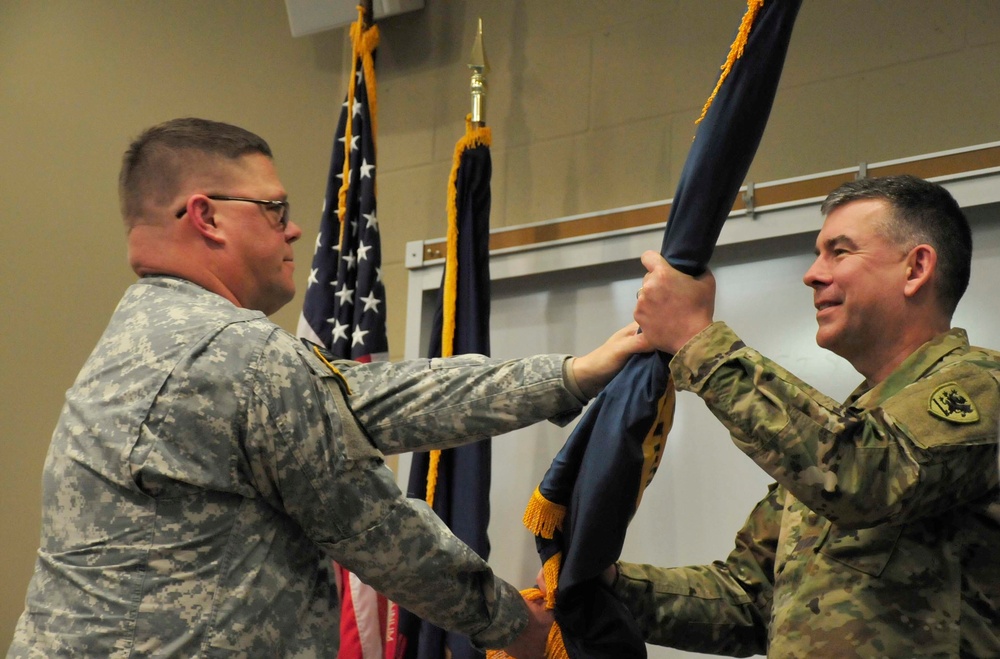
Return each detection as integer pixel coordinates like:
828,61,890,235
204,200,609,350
469,579,529,650
561,356,590,404
669,321,745,392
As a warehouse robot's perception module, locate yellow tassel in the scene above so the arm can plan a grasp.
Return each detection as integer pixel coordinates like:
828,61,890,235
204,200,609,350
522,487,566,539
545,623,571,659
695,0,763,125
542,552,561,610
426,449,441,508
484,587,570,659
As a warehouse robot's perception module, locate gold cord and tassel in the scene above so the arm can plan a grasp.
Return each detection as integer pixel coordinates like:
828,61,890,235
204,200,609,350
696,0,763,125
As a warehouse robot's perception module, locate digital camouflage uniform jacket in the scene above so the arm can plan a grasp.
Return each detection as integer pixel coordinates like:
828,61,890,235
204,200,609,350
9,276,588,658
614,322,1000,657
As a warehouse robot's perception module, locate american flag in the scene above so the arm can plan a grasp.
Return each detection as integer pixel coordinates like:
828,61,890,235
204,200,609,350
298,16,387,364
296,12,397,659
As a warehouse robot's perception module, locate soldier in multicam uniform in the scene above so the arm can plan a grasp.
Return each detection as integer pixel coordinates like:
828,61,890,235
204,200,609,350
7,118,651,659
627,175,999,657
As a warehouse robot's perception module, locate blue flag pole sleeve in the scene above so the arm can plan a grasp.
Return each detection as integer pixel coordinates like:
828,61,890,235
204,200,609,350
516,2,803,658
663,0,802,275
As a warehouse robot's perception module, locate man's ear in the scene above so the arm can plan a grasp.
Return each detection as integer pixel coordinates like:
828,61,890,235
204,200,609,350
183,195,226,245
903,244,937,298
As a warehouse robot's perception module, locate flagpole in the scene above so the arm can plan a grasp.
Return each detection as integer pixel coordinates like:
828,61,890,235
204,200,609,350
360,0,373,28
469,18,489,126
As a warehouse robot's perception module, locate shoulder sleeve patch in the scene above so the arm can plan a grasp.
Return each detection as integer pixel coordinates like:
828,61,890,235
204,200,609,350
882,362,999,449
928,382,979,424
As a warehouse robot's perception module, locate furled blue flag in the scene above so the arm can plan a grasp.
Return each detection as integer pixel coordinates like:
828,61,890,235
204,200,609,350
506,2,803,658
296,10,398,659
397,119,494,659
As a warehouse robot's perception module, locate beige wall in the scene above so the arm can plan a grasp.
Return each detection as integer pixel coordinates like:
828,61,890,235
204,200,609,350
2,0,999,647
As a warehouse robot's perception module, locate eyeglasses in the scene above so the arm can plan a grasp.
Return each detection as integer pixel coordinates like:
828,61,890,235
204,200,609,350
175,195,290,229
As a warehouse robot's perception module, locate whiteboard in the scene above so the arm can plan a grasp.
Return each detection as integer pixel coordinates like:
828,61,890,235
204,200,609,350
404,199,1000,658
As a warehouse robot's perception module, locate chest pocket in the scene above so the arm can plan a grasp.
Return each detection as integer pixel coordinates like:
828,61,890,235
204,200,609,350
882,362,999,450
817,523,904,577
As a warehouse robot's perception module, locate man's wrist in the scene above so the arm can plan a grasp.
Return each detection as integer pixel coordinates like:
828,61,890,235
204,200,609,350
562,356,590,403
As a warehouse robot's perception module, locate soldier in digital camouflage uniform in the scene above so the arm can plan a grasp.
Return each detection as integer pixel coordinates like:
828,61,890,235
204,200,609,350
627,175,999,657
7,118,651,659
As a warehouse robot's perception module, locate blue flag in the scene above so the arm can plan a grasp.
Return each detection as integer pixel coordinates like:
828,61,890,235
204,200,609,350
520,2,803,657
398,121,494,659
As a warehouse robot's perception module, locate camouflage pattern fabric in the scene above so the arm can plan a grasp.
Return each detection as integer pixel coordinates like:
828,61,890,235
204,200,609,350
613,322,1000,657
8,276,587,658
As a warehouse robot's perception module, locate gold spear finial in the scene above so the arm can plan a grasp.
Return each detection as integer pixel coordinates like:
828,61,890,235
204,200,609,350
469,18,489,125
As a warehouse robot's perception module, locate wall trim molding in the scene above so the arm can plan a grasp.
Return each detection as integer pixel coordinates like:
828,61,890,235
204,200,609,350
404,141,1000,359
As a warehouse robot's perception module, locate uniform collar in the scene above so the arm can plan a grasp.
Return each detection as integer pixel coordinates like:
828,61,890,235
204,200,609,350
846,328,969,409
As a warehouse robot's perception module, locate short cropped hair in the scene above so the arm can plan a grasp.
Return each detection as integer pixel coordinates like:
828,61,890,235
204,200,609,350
820,174,972,316
119,117,272,225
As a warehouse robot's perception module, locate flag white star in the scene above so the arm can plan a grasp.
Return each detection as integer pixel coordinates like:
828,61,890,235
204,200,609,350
352,98,362,117
375,266,383,283
307,268,319,287
349,134,359,152
329,319,349,343
330,320,347,343
360,291,381,313
363,212,378,231
356,241,372,262
359,158,375,179
342,251,356,270
351,326,369,347
335,285,354,305
313,233,322,254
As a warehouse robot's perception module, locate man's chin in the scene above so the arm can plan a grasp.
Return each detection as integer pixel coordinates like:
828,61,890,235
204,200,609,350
815,328,839,353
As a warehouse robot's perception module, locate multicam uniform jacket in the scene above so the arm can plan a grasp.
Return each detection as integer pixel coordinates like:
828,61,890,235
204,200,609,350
9,276,588,658
614,322,1000,658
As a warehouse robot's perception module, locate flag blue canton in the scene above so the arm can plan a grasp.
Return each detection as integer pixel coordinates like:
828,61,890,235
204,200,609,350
300,63,386,361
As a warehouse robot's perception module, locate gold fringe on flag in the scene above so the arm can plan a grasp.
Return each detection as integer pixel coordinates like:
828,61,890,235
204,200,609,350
695,0,763,125
541,552,561,610
337,6,380,247
425,115,492,508
521,486,566,539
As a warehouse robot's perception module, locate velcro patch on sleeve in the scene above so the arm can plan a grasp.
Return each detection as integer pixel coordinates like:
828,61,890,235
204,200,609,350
882,362,999,449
